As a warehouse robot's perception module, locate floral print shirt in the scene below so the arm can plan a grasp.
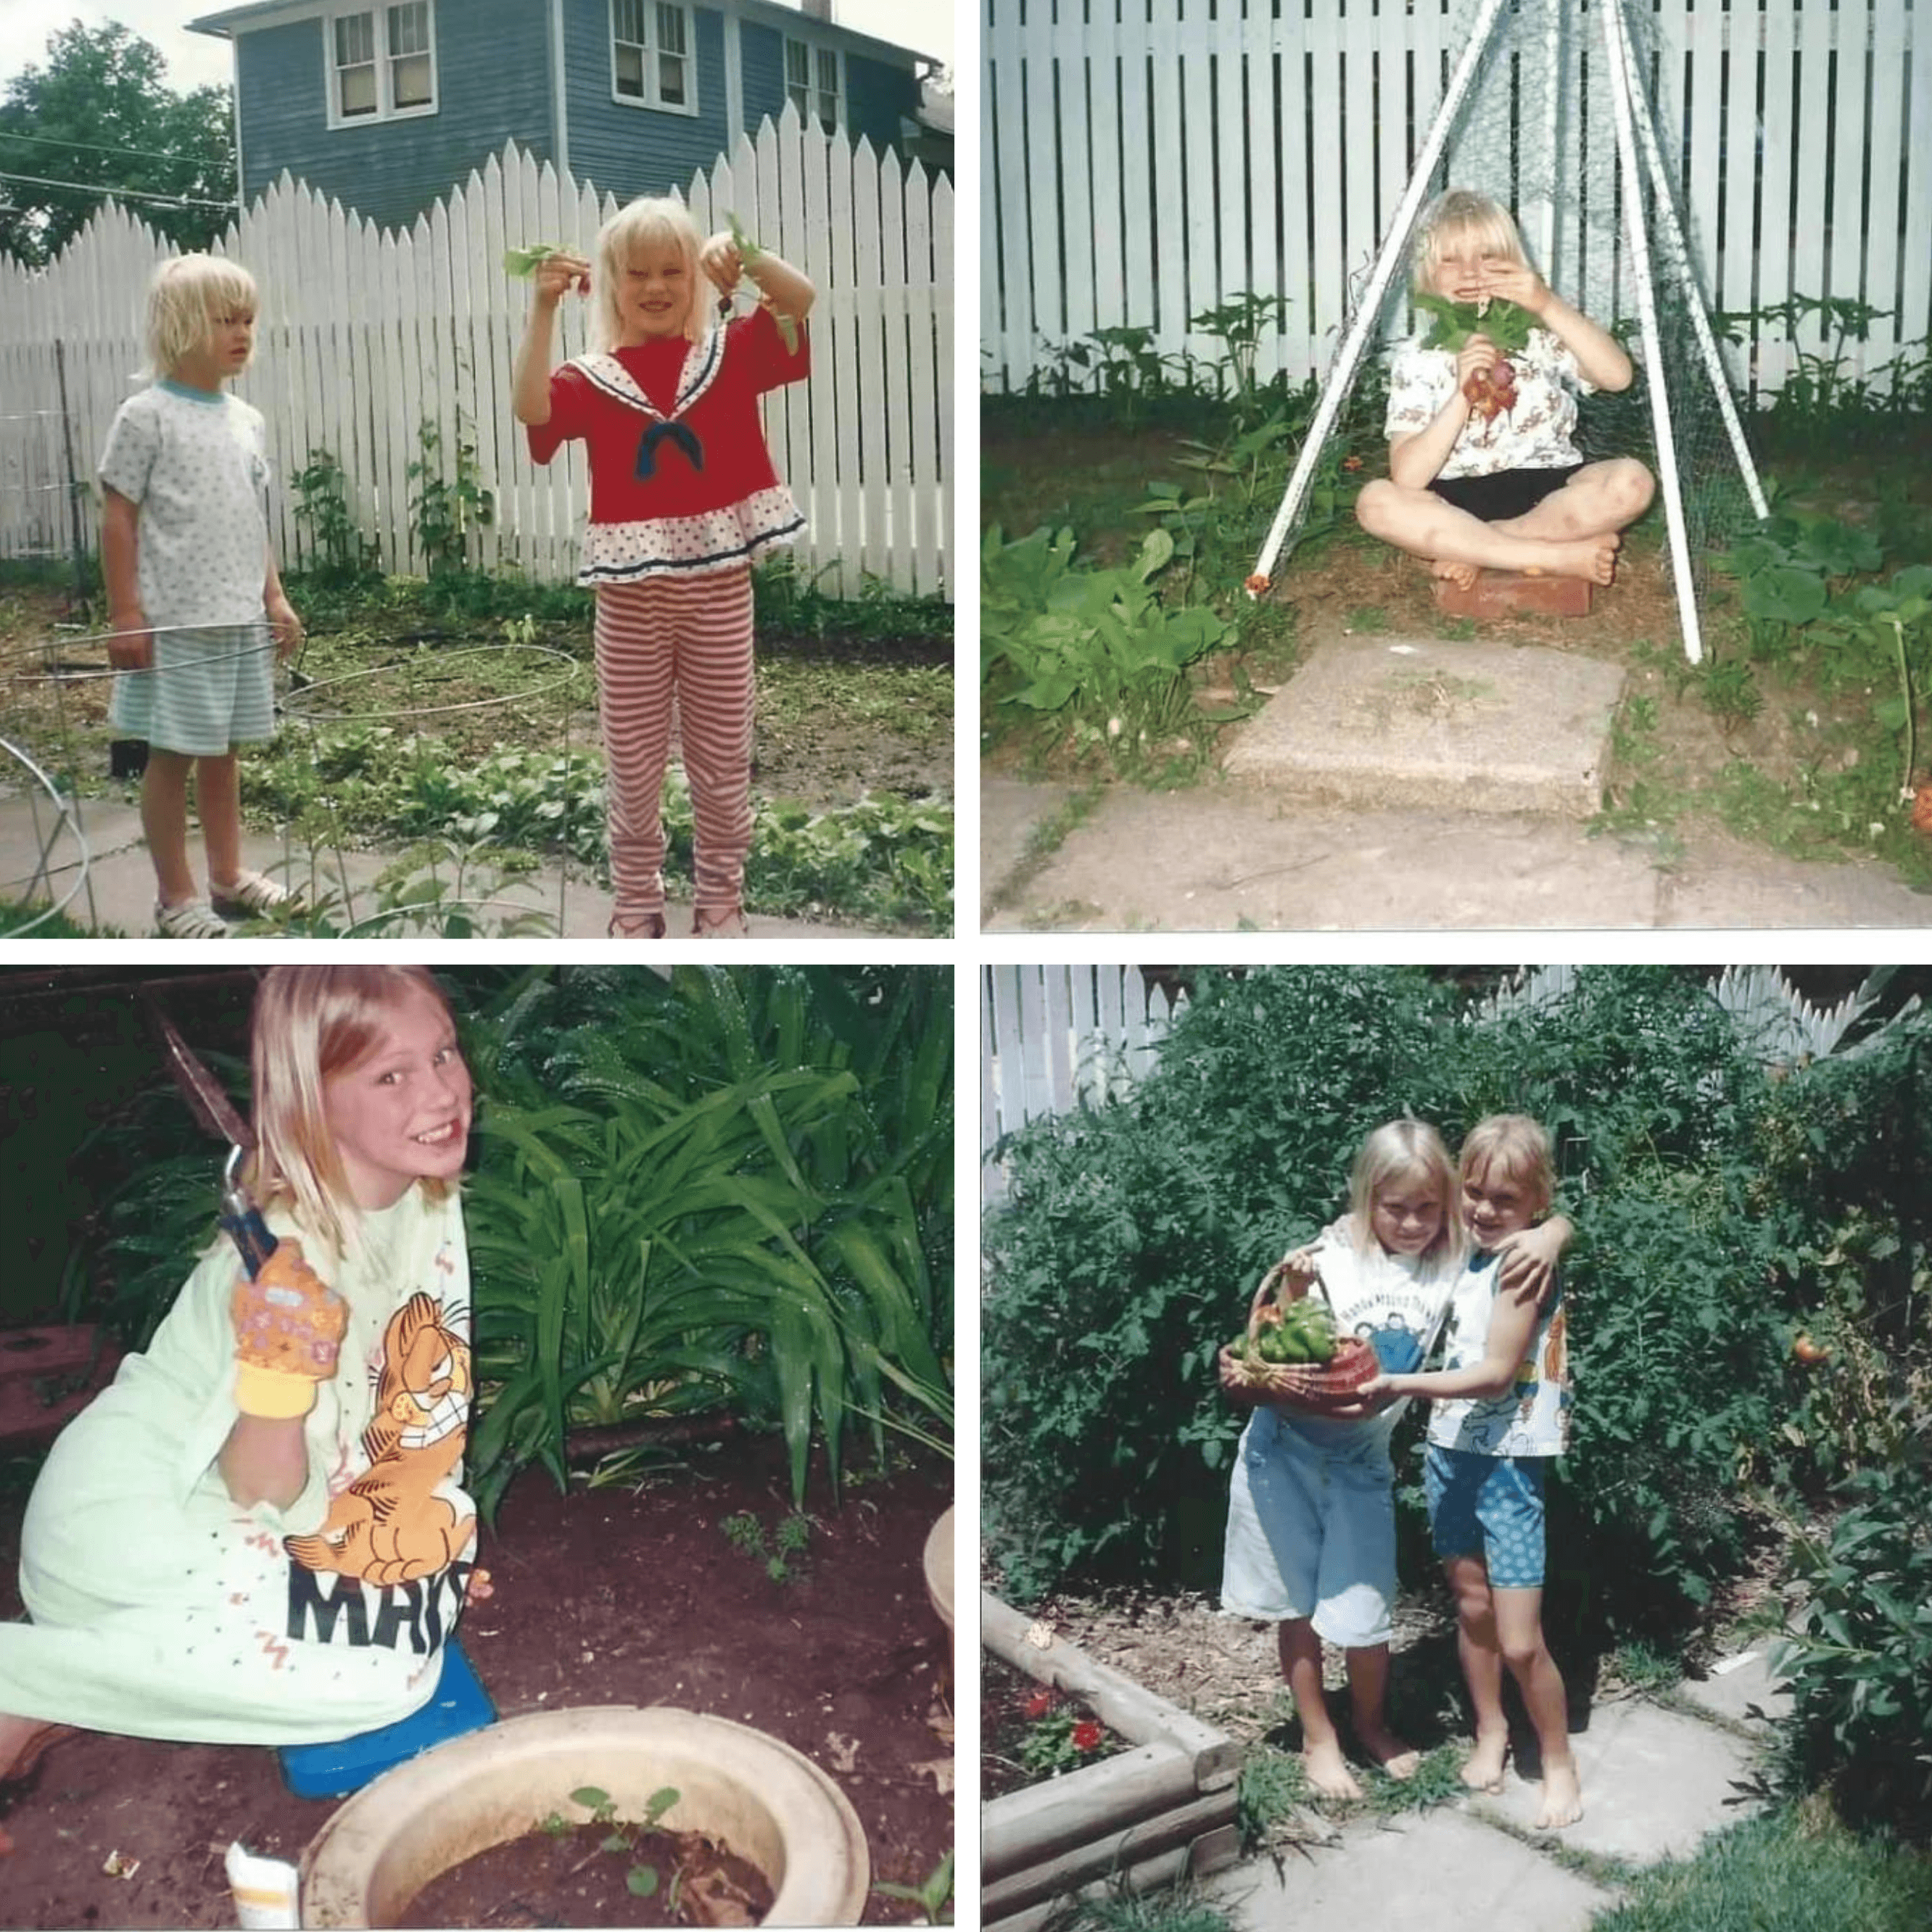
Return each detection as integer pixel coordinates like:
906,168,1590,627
1383,325,1595,479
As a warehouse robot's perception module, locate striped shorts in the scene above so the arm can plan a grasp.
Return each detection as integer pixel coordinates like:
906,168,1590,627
107,622,276,756
592,568,756,925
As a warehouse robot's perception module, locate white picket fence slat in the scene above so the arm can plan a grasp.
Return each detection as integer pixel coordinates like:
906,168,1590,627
984,0,1930,405
0,111,952,599
981,965,1189,1206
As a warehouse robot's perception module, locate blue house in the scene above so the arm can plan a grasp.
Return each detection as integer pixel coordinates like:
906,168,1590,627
186,0,946,232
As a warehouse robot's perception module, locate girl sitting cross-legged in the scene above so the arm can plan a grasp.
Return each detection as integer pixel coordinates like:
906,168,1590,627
1355,189,1654,592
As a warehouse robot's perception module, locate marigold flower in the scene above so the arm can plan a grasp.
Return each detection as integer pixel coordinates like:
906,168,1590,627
1243,573,1271,597
1342,455,1363,471
1072,1720,1103,1751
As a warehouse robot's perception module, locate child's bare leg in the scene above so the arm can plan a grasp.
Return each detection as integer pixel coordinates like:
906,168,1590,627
1445,1555,1510,1791
1494,1586,1582,1828
1490,458,1654,545
1344,1643,1419,1778
0,1715,77,1855
1355,479,1622,586
139,749,199,904
196,751,244,893
1277,1619,1363,1799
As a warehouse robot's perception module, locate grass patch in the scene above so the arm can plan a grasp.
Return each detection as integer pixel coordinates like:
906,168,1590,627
1592,1803,1932,1932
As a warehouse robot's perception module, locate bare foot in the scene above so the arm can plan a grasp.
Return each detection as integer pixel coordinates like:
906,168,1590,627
1460,1728,1508,1793
1533,533,1621,585
1303,1738,1366,1801
1355,1721,1420,1780
1533,1756,1584,1829
1429,557,1479,591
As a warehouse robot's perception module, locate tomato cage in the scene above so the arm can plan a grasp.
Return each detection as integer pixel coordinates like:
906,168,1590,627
1,622,595,938
0,731,93,937
276,639,593,938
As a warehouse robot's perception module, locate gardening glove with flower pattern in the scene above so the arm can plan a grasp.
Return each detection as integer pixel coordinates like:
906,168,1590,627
230,1237,348,1419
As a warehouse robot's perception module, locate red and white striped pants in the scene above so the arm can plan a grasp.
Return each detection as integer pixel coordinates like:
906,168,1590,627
592,567,755,926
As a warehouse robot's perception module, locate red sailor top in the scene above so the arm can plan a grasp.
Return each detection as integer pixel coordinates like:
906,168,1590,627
527,303,809,584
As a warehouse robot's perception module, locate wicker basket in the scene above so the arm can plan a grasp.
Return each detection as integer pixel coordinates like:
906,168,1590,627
1218,1262,1382,1414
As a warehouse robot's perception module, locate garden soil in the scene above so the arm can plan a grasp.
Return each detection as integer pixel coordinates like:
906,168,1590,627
0,1436,954,1929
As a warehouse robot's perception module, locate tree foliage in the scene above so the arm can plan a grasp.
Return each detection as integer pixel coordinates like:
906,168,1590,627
0,22,236,265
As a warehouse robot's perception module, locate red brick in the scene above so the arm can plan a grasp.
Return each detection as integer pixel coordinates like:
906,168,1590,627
1432,569,1593,619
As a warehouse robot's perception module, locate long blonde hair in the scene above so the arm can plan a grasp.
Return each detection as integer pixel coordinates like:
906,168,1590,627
242,965,459,1261
144,252,257,379
1346,1118,1462,1267
591,194,717,349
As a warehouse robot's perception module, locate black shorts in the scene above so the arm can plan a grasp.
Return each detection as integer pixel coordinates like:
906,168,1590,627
1429,464,1582,523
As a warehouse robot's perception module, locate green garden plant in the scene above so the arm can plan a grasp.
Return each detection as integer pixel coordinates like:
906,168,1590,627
462,965,951,1519
542,1783,681,1900
872,1849,954,1924
290,447,373,582
1771,1431,1932,1840
720,1506,814,1583
980,524,1234,770
408,414,495,576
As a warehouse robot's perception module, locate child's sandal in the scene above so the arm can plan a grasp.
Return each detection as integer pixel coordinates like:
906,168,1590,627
608,912,667,938
210,870,300,917
692,909,749,938
155,898,229,940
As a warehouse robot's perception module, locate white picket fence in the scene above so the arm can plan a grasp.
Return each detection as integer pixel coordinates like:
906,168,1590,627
981,964,1189,1205
0,110,954,598
983,0,1932,402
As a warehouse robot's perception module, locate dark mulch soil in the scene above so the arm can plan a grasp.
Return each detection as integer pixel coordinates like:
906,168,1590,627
402,1816,772,1929
0,1435,953,1929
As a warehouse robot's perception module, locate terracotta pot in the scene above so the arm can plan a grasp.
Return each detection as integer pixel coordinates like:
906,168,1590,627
299,1706,868,1927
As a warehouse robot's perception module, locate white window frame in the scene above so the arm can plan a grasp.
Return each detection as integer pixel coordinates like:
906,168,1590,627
325,3,439,129
783,36,843,133
610,0,699,118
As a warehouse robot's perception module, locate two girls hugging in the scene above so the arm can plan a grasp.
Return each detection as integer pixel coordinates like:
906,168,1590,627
1219,1113,1584,1831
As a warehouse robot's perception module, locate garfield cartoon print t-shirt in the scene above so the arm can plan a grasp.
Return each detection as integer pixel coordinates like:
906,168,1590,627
0,1185,482,1743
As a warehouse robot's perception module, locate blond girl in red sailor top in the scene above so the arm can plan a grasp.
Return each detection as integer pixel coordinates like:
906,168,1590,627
513,196,814,937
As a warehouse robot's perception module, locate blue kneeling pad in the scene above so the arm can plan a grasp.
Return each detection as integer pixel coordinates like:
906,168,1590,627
278,1638,495,1799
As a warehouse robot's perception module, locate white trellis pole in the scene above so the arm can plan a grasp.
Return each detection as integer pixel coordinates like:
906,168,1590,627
1248,0,1512,593
1249,0,1764,666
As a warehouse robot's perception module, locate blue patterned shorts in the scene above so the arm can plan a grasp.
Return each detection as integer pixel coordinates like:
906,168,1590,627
1424,1442,1548,1589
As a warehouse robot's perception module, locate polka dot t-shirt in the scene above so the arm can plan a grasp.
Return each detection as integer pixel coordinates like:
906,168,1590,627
98,380,273,629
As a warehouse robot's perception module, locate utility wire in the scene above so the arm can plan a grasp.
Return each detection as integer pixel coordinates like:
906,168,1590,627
0,169,237,211
0,125,228,169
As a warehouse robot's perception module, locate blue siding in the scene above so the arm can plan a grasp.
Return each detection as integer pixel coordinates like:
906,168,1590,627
236,0,553,230
845,50,920,155
231,0,927,229
564,4,730,202
740,25,920,157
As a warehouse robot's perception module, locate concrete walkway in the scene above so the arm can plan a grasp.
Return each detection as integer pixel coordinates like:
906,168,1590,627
1201,1648,1793,1931
983,636,1932,930
0,792,867,941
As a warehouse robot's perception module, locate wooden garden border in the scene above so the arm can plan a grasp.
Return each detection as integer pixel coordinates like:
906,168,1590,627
982,1591,1242,1932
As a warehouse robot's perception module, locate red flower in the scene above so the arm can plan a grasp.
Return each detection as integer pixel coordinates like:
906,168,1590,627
1023,1689,1054,1720
1072,1720,1103,1751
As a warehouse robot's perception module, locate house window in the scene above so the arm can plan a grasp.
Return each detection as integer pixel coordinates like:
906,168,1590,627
329,3,437,124
784,39,841,132
612,0,697,115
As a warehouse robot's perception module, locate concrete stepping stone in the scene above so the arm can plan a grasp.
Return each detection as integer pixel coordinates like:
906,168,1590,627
1469,1697,1766,1865
1200,1806,1619,1932
1677,1646,1795,1730
1223,636,1625,817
